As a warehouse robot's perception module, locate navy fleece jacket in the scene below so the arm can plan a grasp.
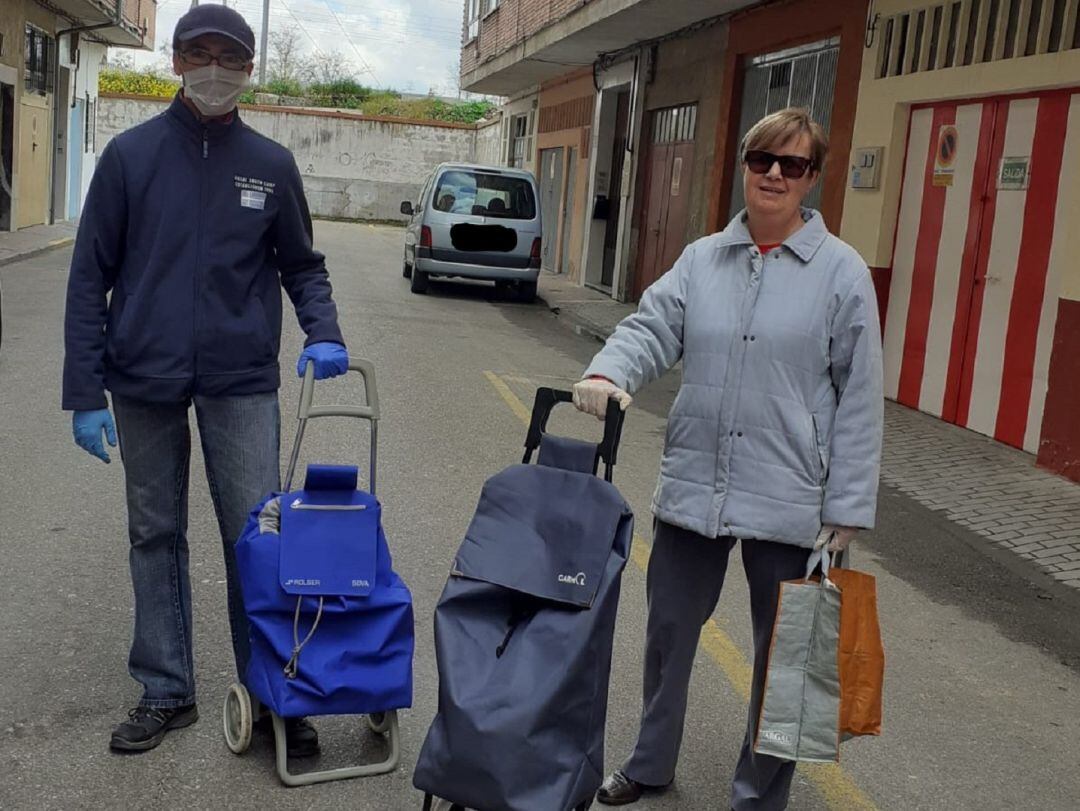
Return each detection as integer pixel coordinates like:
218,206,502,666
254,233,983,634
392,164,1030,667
62,94,344,411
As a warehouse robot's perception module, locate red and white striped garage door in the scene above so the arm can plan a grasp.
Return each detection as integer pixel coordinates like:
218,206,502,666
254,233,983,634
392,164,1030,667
883,91,1079,452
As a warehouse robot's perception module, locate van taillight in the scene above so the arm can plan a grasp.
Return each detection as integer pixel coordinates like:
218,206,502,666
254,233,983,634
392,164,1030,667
530,238,542,268
421,226,433,248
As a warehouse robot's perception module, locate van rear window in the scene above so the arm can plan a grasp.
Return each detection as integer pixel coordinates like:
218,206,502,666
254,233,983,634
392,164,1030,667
433,171,537,220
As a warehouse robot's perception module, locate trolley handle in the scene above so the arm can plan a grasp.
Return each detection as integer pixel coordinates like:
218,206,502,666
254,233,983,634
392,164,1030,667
284,359,380,493
523,387,626,482
297,359,380,421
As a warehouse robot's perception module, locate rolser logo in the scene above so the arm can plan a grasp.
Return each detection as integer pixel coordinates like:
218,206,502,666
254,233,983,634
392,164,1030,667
284,578,321,587
760,730,793,745
558,572,587,587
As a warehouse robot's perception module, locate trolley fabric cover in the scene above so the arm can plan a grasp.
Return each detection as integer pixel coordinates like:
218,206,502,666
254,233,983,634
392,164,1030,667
236,464,414,719
413,456,634,811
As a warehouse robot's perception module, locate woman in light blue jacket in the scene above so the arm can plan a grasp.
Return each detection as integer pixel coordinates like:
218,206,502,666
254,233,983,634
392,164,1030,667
574,108,883,810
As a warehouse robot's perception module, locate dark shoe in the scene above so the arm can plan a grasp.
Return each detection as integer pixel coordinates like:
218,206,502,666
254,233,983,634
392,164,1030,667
110,704,198,752
597,770,666,806
256,714,320,758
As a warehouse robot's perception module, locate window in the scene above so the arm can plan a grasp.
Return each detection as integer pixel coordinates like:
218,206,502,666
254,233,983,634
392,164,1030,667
433,170,537,220
509,112,533,168
485,0,500,15
24,25,54,97
652,104,698,144
466,0,481,41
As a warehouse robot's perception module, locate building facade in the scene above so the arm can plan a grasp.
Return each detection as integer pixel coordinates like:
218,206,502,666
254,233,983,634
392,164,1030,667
0,0,154,232
460,0,867,299
839,0,1080,480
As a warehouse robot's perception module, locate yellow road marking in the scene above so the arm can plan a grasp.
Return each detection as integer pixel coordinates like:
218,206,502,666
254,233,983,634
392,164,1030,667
483,370,533,424
483,371,879,811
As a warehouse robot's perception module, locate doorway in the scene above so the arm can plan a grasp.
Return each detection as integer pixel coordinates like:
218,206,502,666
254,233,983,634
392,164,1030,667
633,104,698,301
52,65,72,223
600,89,631,290
0,83,14,231
67,96,85,221
539,147,565,272
727,37,839,218
559,147,578,276
883,91,1078,452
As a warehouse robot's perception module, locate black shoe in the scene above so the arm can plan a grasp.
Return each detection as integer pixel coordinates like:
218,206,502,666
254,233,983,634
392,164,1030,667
597,770,668,806
256,715,320,758
110,704,199,752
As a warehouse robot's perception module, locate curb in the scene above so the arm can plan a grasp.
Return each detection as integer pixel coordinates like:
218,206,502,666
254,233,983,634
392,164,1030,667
536,291,615,346
0,237,75,268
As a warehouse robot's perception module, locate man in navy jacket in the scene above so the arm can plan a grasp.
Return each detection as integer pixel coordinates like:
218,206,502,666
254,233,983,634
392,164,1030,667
62,5,345,754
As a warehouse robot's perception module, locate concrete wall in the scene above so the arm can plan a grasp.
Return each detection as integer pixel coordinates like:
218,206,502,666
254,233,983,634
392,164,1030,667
97,95,495,222
474,118,503,166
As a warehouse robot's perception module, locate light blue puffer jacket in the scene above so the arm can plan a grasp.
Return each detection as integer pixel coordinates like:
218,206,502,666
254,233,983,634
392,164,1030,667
585,209,883,547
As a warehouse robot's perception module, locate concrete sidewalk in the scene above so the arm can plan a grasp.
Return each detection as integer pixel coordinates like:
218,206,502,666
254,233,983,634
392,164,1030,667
536,270,1080,592
0,222,77,267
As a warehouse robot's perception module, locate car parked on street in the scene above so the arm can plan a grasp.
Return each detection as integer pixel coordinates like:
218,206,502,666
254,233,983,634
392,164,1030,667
400,163,542,302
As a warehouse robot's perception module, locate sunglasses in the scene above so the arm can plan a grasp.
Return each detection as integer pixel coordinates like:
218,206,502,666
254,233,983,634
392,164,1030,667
744,149,815,179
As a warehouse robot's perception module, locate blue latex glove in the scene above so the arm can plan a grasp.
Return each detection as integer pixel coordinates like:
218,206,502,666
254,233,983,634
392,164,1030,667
73,409,118,463
296,342,348,380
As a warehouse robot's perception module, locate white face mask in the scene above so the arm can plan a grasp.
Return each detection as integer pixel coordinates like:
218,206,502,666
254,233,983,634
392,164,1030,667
182,64,249,117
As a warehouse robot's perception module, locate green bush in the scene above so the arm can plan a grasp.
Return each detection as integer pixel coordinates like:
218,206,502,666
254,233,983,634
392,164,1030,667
263,77,304,97
98,68,497,125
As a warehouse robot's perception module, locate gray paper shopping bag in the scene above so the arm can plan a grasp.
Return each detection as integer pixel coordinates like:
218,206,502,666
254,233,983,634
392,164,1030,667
754,550,842,763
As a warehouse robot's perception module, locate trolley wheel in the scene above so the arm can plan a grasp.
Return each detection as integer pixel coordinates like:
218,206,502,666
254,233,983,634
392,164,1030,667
223,682,253,754
367,710,391,735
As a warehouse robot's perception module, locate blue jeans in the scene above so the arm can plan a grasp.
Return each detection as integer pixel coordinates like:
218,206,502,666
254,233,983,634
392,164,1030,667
113,393,281,708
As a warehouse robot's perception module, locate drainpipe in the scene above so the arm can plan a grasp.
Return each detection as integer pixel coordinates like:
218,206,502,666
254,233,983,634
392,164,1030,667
49,0,125,222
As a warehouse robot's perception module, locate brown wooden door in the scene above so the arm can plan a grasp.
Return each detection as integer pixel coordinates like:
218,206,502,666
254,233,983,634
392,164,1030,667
633,105,698,301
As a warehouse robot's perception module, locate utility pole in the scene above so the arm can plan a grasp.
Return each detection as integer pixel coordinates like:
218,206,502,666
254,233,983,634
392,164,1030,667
258,0,270,85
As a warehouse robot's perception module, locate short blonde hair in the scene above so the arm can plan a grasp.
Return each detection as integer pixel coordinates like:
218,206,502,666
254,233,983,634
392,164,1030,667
741,108,828,172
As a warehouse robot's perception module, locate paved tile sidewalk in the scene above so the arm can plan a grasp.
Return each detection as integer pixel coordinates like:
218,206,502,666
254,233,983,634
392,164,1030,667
0,222,77,266
882,403,1080,588
537,271,1080,590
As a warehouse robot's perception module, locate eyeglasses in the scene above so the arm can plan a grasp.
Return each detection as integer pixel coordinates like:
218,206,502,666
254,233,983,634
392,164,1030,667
744,149,815,179
180,47,250,71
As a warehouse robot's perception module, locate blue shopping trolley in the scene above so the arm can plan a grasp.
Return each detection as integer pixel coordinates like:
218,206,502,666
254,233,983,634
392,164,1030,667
224,360,414,787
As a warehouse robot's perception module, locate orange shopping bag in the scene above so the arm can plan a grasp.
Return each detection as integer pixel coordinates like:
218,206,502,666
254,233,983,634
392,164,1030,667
830,555,885,738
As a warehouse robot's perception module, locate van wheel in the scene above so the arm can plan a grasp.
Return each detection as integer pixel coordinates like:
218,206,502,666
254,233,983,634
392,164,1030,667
402,256,413,279
517,280,537,303
411,268,429,294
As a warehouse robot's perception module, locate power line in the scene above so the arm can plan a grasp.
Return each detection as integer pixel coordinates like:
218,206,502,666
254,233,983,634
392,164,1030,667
272,0,325,56
319,0,382,86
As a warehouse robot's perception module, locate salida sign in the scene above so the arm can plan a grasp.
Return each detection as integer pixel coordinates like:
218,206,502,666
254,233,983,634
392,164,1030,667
998,156,1030,190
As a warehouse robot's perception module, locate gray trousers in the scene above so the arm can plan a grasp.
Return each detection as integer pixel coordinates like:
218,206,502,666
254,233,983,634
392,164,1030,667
623,520,811,811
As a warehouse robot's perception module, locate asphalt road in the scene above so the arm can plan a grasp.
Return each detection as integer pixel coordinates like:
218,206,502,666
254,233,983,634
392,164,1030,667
2,221,1078,810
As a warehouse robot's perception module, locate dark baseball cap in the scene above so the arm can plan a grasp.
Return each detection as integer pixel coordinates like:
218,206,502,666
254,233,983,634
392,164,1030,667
174,5,256,57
